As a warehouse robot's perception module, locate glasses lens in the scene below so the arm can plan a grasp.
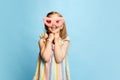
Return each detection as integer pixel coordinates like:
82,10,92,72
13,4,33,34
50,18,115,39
46,20,51,24
56,20,60,24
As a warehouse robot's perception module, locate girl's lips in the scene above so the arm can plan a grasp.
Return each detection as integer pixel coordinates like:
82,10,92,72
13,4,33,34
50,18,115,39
51,27,58,31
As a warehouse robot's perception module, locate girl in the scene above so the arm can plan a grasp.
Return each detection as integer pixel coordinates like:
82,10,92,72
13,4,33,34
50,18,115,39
33,11,70,80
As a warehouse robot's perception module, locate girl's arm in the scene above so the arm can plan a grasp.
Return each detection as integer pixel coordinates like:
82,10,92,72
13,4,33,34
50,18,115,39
38,38,53,62
54,38,70,63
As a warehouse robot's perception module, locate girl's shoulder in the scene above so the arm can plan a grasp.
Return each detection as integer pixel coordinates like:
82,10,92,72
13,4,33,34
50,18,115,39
40,33,48,39
59,36,70,45
39,33,48,44
63,36,70,42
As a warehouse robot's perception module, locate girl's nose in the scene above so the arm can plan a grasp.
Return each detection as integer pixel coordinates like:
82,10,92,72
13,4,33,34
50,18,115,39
51,21,56,27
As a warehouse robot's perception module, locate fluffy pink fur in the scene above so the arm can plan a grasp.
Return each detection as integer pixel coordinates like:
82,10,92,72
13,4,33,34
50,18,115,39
43,17,64,27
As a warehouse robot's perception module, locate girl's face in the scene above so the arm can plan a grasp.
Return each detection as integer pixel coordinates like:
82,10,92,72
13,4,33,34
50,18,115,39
44,14,64,34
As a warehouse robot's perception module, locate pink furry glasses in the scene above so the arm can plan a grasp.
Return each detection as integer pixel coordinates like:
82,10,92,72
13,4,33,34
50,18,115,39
43,17,64,27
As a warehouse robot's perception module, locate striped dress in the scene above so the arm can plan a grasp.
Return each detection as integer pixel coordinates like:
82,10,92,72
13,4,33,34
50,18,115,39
34,36,71,80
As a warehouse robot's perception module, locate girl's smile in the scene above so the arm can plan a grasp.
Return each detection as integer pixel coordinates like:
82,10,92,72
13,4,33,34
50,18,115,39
48,25,62,33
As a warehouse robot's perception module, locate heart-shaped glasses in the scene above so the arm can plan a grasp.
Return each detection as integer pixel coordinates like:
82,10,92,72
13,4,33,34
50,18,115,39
43,17,64,27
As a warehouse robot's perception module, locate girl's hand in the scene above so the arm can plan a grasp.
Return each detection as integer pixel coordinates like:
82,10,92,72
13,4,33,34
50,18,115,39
48,33,54,41
54,33,61,43
54,32,60,39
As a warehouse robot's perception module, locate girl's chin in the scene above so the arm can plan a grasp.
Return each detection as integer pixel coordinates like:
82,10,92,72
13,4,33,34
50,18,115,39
50,31,57,34
50,30,59,34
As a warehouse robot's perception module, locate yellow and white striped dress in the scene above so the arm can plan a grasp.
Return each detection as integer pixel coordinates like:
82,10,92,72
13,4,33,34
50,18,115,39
33,35,71,80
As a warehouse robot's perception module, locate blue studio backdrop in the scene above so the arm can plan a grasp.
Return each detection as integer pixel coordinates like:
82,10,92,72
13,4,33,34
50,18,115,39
0,0,120,80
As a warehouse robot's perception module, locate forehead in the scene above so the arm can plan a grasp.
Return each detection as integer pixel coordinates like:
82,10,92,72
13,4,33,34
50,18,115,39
48,14,60,18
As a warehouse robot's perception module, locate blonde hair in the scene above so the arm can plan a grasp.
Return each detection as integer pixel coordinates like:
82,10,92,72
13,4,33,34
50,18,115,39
44,11,68,39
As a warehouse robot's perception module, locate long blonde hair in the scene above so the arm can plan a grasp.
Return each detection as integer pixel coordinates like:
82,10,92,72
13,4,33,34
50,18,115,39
44,11,68,39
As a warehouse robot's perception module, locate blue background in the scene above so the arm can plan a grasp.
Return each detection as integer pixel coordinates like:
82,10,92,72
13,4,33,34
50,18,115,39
0,0,120,80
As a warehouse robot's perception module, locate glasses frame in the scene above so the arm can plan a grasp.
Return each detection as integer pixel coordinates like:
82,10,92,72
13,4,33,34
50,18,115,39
43,17,65,27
